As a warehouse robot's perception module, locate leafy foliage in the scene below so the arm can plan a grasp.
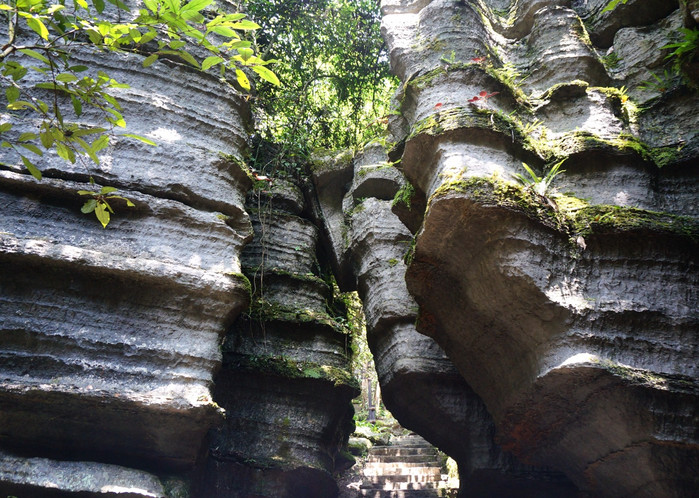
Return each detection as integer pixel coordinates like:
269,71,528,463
244,0,396,179
514,160,566,197
1,0,276,225
663,27,698,73
78,181,134,228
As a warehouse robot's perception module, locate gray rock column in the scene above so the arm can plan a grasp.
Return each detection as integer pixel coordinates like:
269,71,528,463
382,0,699,495
196,179,359,497
0,1,254,493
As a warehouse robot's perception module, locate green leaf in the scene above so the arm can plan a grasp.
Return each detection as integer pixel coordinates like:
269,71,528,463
69,65,89,72
162,0,179,14
176,50,200,68
106,108,126,127
47,4,65,14
520,162,541,183
56,73,78,83
34,82,62,90
94,0,106,13
100,186,118,194
77,190,97,195
236,47,254,61
25,16,50,40
21,155,42,180
20,143,43,156
56,142,76,163
71,95,83,116
235,68,250,91
72,127,107,136
143,53,159,67
180,10,204,22
92,135,110,152
0,123,12,133
228,20,260,30
601,0,625,14
210,26,237,38
122,133,157,146
18,132,38,142
201,55,224,70
221,13,246,22
105,0,130,11
224,40,251,50
182,0,212,12
140,29,158,45
40,130,53,148
251,65,280,86
74,136,100,164
5,86,20,103
95,201,111,228
19,49,50,65
143,0,158,14
81,198,97,213
7,100,38,112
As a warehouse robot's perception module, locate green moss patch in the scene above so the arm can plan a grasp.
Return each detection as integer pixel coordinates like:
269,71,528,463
245,298,348,335
227,353,360,392
432,175,699,244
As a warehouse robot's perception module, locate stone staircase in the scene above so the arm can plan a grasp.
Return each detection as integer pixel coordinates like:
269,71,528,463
359,434,449,497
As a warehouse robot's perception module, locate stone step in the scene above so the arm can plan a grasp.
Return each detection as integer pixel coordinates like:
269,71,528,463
362,475,443,485
359,487,444,497
370,447,438,457
363,462,442,477
360,478,446,490
367,454,440,464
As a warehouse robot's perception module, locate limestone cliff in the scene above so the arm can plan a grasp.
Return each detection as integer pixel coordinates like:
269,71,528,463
378,0,698,496
196,179,358,496
0,2,356,496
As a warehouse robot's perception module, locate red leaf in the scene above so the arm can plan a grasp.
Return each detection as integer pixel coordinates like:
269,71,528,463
468,97,479,103
479,90,488,97
471,57,485,63
434,102,443,108
489,91,500,97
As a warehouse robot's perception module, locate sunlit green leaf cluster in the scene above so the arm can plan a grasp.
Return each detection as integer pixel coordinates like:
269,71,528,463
245,0,396,178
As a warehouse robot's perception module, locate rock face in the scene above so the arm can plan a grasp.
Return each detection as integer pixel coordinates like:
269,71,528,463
314,143,577,495
377,0,699,496
2,0,697,496
196,180,358,497
0,1,254,494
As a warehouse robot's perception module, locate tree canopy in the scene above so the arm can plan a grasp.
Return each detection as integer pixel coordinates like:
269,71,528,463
244,0,396,177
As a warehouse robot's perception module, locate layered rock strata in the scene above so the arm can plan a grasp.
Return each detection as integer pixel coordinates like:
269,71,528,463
197,180,359,496
313,143,577,495
1,1,253,493
381,0,698,496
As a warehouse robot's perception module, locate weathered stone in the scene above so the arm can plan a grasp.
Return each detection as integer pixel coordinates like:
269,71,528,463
404,182,698,495
0,451,168,498
0,175,250,472
575,0,679,48
381,0,699,496
349,142,403,202
196,189,359,496
246,179,305,215
310,150,355,290
313,147,574,494
242,209,320,276
0,0,254,491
